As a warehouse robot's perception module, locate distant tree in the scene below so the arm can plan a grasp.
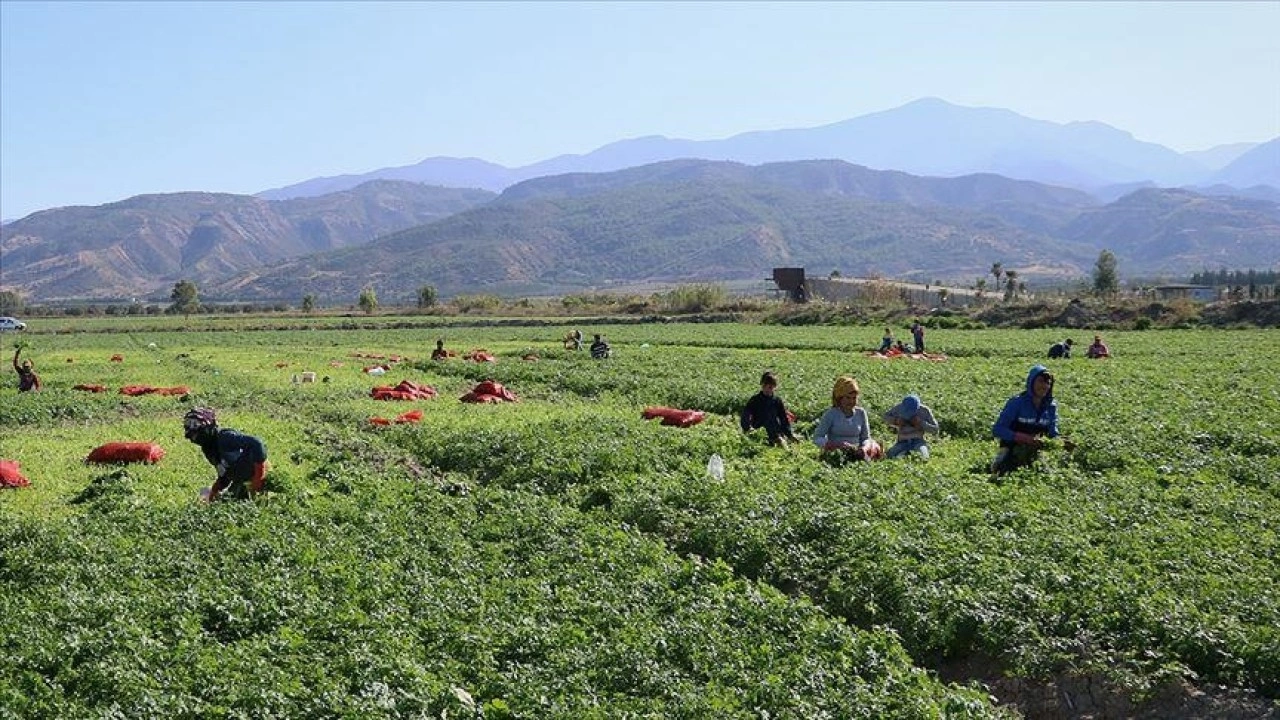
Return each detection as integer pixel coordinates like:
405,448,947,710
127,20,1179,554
301,294,316,314
990,263,1004,293
829,269,842,279
0,290,24,314
357,286,378,315
417,285,438,309
937,288,950,306
169,280,200,317
1092,250,1119,297
1003,270,1019,301
974,277,988,300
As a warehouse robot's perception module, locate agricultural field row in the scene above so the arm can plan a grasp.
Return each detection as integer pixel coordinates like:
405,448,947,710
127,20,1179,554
2,321,1277,717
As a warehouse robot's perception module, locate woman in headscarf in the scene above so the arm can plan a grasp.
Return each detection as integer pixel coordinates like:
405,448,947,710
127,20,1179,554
813,376,881,462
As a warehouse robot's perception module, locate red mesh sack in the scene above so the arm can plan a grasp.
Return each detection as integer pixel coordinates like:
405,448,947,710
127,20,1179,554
0,460,30,489
86,442,165,465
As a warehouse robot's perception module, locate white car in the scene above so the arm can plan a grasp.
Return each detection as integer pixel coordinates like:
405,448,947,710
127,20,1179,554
0,316,27,331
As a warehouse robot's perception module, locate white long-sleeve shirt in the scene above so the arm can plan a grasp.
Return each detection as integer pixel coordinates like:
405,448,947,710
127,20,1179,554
813,406,871,449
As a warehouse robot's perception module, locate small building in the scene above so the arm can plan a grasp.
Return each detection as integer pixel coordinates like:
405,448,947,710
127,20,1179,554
1152,284,1217,302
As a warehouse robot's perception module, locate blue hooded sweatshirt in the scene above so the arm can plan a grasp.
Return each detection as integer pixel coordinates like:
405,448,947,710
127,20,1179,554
992,365,1059,446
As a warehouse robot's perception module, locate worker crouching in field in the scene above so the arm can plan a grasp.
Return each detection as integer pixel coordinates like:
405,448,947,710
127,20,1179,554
883,394,939,459
991,365,1075,476
590,334,612,359
740,371,798,447
814,376,882,463
184,407,269,501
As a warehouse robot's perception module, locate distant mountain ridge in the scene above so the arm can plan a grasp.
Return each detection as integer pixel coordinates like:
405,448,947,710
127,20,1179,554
215,159,1279,304
256,98,1273,202
0,181,494,300
7,158,1276,303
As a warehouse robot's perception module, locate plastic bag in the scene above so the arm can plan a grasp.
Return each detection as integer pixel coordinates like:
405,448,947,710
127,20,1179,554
706,454,724,481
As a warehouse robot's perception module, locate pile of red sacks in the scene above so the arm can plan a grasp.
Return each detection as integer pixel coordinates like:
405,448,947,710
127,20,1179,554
641,406,707,428
465,350,497,363
86,442,166,465
369,409,424,426
460,380,518,404
0,460,30,489
110,354,124,362
370,379,438,401
120,385,191,396
73,384,108,393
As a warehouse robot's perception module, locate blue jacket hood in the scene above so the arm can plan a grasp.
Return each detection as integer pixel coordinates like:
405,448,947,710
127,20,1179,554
1025,365,1053,399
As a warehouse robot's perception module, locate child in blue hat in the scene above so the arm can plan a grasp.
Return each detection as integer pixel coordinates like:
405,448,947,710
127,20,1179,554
883,393,939,459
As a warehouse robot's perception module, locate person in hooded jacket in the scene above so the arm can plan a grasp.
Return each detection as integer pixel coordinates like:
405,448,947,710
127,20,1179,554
883,394,939,459
991,365,1075,475
184,407,269,501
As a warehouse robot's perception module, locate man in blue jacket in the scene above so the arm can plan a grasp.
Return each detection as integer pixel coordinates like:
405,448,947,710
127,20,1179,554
991,365,1075,475
184,407,269,501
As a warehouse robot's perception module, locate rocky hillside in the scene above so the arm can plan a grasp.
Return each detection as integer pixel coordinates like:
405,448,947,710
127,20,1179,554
0,181,494,300
213,170,1094,302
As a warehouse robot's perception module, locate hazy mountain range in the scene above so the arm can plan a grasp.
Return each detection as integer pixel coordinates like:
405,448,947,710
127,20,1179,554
257,98,1278,201
0,181,493,300
2,98,1276,303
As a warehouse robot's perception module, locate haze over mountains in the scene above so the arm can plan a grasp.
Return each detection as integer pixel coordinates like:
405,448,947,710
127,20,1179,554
2,98,1277,303
0,182,493,300
258,98,1278,201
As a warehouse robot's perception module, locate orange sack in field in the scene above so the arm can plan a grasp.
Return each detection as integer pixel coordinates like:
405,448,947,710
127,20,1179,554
370,409,425,426
460,380,518,404
73,384,108,393
641,406,707,428
120,385,191,396
370,379,437,401
0,460,30,489
86,442,165,465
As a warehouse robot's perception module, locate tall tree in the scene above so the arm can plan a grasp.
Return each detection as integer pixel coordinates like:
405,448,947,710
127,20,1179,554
990,262,1004,292
1092,250,1119,297
0,290,24,314
1003,269,1019,301
169,280,200,317
301,294,316,314
358,286,378,315
417,285,438,309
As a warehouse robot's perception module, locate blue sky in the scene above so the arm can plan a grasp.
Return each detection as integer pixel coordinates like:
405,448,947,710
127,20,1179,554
2,1,1277,219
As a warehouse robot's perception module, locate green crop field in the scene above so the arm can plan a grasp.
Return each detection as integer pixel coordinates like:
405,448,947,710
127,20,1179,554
2,319,1277,718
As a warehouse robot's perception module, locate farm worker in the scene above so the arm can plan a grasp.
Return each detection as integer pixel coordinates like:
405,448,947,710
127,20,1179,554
911,320,926,353
991,365,1075,475
740,371,799,447
183,407,269,501
1048,338,1074,359
565,329,583,350
883,394,939,459
1085,335,1110,359
894,340,911,355
12,344,40,392
813,376,882,461
590,334,612,359
431,339,449,361
878,328,893,353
